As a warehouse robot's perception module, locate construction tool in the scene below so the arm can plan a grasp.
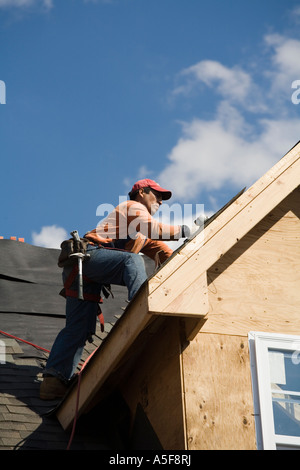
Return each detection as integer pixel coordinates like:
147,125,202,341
69,230,89,300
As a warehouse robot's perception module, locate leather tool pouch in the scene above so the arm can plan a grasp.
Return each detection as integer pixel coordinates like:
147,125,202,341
58,238,90,267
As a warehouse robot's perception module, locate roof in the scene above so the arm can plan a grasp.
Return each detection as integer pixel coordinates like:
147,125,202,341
56,140,300,431
0,318,110,450
0,238,154,449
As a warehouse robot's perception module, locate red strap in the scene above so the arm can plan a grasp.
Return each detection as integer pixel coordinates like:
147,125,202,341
97,306,105,332
65,264,99,288
64,264,105,332
64,264,79,290
64,265,103,302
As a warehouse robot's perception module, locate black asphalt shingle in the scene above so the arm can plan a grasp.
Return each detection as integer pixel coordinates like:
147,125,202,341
0,323,110,450
0,239,154,450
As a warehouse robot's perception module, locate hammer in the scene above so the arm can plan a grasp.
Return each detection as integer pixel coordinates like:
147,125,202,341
69,230,88,300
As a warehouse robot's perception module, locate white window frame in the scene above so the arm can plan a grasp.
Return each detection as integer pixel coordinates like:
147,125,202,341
249,331,300,450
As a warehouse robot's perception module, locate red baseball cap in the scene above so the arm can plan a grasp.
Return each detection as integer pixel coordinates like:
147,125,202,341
129,178,172,200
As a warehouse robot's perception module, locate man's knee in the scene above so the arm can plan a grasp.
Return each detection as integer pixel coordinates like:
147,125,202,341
126,252,145,269
123,253,146,282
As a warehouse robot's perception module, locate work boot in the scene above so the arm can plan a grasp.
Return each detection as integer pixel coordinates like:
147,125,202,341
39,376,68,400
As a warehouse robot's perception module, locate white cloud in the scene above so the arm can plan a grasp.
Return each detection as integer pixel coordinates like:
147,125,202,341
0,0,113,7
158,110,300,202
32,225,68,249
172,34,300,110
155,33,300,205
291,5,300,24
173,60,253,103
0,0,53,8
264,34,300,99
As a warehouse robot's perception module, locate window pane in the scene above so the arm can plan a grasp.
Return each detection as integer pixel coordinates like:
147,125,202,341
268,349,300,393
276,445,300,450
272,393,300,437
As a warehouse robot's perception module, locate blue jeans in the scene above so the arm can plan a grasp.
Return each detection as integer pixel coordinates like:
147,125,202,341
44,246,147,382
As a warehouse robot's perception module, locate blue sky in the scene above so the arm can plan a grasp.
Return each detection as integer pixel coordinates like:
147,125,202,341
1,0,300,248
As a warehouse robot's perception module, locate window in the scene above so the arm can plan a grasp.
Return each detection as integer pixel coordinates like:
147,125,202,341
249,332,300,450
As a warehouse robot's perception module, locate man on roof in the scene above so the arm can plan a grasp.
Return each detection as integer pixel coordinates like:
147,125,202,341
40,178,194,400
86,178,183,265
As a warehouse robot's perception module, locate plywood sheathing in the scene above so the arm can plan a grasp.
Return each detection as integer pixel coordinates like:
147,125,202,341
204,187,300,336
182,333,256,450
120,317,186,450
181,187,300,449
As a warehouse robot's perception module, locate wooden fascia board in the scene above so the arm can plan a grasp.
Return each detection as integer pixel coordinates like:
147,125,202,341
148,271,209,318
56,284,152,431
148,142,300,314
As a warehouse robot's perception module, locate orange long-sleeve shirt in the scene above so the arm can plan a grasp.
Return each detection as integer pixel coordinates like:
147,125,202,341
84,200,182,263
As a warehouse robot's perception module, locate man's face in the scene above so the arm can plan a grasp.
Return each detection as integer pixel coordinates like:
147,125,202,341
140,188,162,215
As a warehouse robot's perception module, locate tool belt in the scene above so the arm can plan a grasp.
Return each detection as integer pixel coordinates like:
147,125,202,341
58,237,90,268
58,237,112,333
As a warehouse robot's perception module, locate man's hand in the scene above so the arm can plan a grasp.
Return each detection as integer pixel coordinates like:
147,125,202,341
194,214,208,226
181,214,208,238
181,224,198,238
